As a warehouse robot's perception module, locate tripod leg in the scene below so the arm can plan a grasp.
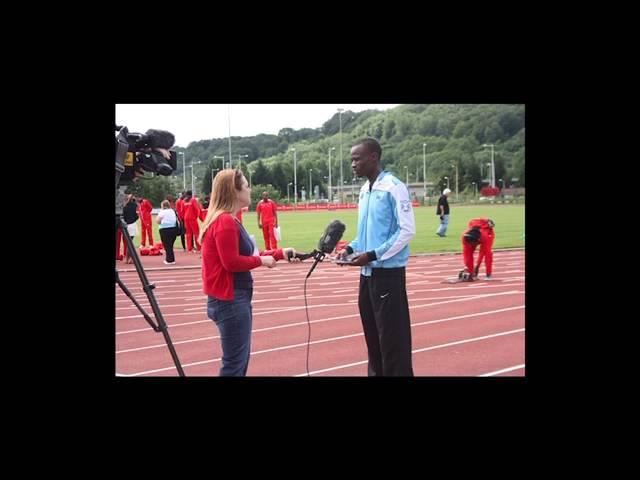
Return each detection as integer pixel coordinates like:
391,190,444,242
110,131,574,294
116,216,185,376
115,271,159,332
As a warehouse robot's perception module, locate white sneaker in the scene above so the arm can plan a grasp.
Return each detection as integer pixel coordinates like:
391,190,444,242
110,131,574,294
163,260,176,265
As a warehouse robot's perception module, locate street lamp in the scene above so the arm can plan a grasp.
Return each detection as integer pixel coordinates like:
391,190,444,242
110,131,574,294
404,166,409,185
328,146,335,203
444,176,449,189
237,154,248,170
351,178,357,203
472,181,477,199
338,108,344,203
451,163,459,201
287,182,293,204
422,143,427,201
309,168,313,202
499,178,505,189
179,152,186,191
190,160,204,195
290,148,297,207
482,144,495,188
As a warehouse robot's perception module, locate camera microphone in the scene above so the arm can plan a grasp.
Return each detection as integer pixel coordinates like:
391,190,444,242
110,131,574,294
142,129,175,149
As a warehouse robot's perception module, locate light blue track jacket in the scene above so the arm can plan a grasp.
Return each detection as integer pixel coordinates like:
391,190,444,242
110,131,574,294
348,170,416,277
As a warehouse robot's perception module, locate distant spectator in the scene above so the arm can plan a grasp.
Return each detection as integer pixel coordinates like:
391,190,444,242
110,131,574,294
436,188,451,237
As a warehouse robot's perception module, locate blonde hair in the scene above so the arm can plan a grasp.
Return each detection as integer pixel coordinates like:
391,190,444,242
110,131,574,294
198,169,244,244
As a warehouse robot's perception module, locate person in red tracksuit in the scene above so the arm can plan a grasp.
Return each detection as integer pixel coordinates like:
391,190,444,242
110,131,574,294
175,191,186,251
182,190,202,252
256,191,278,249
461,218,496,281
138,196,154,247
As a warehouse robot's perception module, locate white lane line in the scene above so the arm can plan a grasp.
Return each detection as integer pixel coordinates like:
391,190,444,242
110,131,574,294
119,307,524,372
478,364,525,377
295,328,525,376
117,290,521,333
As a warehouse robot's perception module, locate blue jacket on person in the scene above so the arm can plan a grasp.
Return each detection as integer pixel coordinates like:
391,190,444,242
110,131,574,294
348,170,416,277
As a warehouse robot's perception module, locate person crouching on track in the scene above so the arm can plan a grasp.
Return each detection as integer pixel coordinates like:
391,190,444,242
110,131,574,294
199,169,300,376
461,218,496,281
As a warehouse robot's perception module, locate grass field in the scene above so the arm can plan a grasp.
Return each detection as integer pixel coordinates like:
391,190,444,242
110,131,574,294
139,204,525,254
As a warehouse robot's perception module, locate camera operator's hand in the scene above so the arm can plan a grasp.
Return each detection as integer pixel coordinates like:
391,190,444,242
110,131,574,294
153,147,172,160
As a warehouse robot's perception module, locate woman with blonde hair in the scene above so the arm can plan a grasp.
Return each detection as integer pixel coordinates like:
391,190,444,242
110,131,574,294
200,169,299,376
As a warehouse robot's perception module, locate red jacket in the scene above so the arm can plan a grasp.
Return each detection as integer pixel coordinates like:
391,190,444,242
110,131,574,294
139,199,153,220
202,212,284,300
461,218,495,273
183,198,201,221
256,199,277,224
176,198,185,219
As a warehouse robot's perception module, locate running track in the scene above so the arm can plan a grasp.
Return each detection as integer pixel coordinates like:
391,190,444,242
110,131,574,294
115,249,525,377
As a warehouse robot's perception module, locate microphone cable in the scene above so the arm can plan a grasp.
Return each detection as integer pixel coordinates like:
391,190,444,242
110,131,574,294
303,273,312,377
289,250,316,377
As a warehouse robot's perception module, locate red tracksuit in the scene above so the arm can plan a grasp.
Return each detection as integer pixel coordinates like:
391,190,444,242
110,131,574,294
115,228,127,260
461,218,495,277
183,197,202,252
256,199,278,249
139,199,154,247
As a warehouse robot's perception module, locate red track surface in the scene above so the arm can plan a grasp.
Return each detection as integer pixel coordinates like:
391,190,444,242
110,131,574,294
116,249,525,377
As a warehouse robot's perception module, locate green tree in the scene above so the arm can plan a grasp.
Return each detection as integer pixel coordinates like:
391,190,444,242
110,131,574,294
384,119,396,139
252,159,272,186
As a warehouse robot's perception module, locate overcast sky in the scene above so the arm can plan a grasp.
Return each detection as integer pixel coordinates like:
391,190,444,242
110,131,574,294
115,104,400,148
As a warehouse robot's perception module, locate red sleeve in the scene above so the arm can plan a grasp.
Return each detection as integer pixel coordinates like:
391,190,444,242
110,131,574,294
215,214,262,272
259,248,284,261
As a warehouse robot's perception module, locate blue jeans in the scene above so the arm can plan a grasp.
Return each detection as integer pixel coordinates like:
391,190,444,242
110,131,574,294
207,289,253,376
436,214,450,236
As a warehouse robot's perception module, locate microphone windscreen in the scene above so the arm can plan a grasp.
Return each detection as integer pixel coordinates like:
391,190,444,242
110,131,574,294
317,220,346,253
144,129,175,149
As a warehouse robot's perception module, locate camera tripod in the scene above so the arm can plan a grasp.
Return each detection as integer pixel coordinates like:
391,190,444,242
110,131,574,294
115,214,185,376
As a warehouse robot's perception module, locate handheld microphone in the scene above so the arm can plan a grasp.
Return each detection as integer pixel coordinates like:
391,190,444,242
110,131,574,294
288,251,315,261
306,220,346,278
287,220,347,263
317,220,346,254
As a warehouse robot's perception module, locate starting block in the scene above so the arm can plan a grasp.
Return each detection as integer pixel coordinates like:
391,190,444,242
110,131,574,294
443,276,478,284
442,275,495,284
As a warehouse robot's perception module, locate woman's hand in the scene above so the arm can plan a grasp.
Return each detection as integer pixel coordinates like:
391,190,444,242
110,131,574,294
261,256,276,268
